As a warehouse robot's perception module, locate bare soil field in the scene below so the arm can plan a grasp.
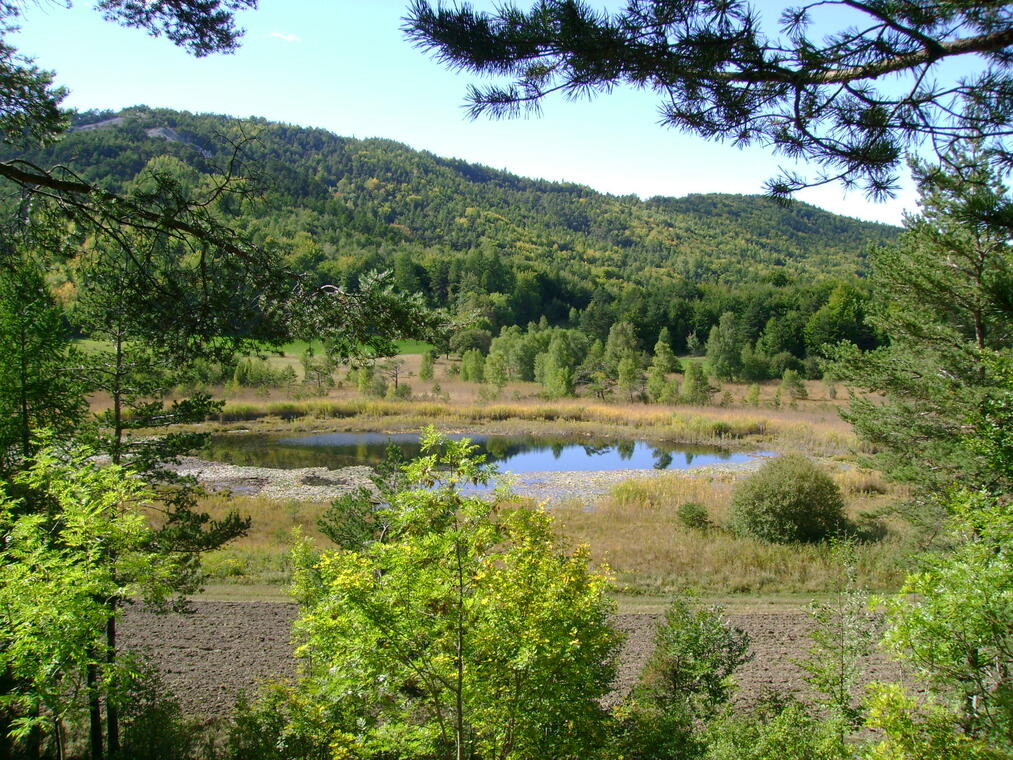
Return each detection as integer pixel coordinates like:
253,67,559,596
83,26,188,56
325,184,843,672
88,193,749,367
119,601,909,719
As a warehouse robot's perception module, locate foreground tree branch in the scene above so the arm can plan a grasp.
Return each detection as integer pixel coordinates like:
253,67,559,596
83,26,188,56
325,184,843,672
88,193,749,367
404,0,1013,199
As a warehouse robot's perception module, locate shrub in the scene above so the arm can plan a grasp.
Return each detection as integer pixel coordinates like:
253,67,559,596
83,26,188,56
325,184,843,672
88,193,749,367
704,698,851,760
677,502,712,532
637,598,752,720
729,455,846,543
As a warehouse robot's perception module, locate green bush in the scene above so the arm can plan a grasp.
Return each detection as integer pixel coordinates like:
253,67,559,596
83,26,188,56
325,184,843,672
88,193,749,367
224,684,333,760
704,697,851,760
677,502,712,532
729,455,846,543
638,598,752,720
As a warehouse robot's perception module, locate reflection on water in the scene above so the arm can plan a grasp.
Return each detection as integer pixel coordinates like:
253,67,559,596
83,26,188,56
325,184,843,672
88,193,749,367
203,432,762,473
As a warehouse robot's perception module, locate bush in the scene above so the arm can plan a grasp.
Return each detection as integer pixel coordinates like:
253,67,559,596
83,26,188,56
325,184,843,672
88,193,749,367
704,697,851,760
729,455,846,543
677,502,712,532
638,598,752,720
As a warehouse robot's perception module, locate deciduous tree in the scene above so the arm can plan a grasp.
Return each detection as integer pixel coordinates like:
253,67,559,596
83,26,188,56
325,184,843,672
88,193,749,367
291,430,620,760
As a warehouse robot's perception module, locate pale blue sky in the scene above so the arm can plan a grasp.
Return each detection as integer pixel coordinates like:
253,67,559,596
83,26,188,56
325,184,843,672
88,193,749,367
14,0,929,225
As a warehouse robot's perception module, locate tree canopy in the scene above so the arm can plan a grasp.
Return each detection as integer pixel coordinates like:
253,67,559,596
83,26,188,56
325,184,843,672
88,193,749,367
405,0,1013,200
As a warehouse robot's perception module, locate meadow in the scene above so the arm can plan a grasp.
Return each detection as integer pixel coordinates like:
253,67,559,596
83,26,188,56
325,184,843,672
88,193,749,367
162,349,914,601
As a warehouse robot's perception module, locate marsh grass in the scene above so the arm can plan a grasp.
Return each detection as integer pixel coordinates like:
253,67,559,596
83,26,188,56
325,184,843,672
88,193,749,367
205,398,858,456
550,469,910,594
196,493,330,584
197,468,910,593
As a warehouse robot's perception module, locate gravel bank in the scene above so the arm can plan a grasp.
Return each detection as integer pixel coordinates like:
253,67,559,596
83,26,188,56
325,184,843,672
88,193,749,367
169,456,377,502
172,455,771,504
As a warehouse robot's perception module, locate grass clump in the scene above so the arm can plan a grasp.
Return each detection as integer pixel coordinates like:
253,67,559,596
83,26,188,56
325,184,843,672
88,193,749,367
729,454,846,543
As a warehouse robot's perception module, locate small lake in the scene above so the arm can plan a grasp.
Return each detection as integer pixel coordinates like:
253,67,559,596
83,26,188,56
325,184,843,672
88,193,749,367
203,432,767,473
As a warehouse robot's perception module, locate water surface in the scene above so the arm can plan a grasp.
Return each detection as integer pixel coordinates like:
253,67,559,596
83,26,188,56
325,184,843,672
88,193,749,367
204,431,764,473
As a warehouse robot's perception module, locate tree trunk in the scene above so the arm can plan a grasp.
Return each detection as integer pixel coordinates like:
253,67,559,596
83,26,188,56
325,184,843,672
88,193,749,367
87,659,103,760
106,615,119,757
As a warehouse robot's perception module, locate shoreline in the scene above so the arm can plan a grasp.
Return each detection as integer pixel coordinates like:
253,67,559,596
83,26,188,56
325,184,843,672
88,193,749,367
171,453,774,504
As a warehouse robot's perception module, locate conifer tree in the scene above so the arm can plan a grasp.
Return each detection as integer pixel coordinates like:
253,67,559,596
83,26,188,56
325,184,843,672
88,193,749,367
828,152,1013,512
0,258,85,469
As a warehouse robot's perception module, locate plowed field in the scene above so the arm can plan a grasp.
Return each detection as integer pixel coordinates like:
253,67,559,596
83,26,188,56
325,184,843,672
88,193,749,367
119,601,909,718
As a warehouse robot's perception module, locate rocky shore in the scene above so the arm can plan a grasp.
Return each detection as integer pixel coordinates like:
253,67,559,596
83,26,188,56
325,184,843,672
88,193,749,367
170,454,771,504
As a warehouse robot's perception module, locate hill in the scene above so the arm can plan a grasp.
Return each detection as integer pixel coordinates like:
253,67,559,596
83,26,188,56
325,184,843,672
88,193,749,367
5,106,900,351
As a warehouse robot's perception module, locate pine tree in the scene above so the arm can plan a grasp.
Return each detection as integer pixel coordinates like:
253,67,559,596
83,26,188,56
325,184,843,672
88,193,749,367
407,0,1013,198
828,152,1013,513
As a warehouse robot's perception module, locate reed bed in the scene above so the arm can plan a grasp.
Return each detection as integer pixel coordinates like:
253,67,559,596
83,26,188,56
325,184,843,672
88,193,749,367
211,397,858,455
196,467,910,594
551,469,910,594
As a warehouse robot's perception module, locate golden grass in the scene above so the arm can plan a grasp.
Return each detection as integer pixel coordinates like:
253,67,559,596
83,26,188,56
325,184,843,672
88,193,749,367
205,397,858,456
196,493,330,584
198,467,911,594
551,469,910,595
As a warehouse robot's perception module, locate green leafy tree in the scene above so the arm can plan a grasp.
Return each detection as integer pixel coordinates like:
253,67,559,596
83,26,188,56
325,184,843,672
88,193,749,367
577,339,613,400
739,343,771,383
875,492,1012,750
460,347,485,383
0,258,85,469
795,544,879,738
680,362,713,406
706,311,743,381
745,383,760,407
638,598,752,721
617,355,644,402
803,283,876,357
652,327,679,374
419,349,435,381
450,328,493,355
291,430,620,760
647,328,680,402
604,320,641,376
407,0,1013,198
0,446,178,760
482,351,508,393
780,368,808,400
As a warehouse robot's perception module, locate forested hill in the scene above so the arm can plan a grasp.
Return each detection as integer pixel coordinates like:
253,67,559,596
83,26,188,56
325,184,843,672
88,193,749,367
8,107,901,353
26,107,895,284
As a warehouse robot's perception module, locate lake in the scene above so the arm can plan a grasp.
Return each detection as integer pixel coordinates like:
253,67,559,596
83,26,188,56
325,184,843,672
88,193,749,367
203,431,768,473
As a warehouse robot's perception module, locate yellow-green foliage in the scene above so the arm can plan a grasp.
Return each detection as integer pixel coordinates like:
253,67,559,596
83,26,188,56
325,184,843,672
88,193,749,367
289,431,620,760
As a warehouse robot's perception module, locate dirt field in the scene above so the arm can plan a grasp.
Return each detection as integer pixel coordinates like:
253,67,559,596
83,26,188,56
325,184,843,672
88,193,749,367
118,601,909,719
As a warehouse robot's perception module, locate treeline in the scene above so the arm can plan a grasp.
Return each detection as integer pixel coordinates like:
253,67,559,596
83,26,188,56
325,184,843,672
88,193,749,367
444,276,879,397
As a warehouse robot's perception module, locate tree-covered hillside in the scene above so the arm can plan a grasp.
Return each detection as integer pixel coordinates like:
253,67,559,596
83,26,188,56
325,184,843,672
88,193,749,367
22,107,896,284
7,106,898,357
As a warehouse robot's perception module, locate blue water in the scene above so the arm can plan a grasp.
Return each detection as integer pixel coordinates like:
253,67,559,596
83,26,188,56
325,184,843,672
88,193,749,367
204,431,765,473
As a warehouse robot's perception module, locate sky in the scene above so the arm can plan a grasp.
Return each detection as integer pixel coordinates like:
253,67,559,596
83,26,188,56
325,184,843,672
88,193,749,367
12,0,928,225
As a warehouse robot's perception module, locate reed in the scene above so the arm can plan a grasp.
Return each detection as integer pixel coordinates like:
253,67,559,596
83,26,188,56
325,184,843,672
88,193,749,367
196,468,910,593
